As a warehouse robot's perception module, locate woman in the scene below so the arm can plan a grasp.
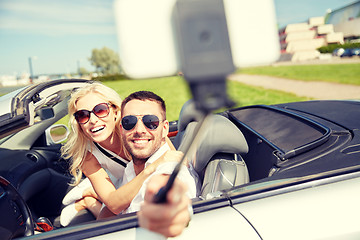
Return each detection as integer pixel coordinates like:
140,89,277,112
60,82,177,226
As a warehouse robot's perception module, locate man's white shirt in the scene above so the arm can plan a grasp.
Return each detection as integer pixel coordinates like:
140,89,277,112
121,143,197,213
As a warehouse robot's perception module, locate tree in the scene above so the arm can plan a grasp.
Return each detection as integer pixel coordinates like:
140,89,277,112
89,47,121,75
79,67,89,76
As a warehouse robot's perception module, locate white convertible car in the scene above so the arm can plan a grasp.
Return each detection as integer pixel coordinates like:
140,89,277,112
0,79,359,239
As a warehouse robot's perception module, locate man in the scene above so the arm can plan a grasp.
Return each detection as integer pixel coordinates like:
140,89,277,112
119,91,196,213
97,91,195,237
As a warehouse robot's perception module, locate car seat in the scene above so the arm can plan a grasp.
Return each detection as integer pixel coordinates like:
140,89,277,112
173,99,204,149
175,100,249,199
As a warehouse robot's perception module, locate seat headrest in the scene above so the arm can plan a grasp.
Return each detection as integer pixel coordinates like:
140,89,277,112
178,114,248,174
177,99,203,132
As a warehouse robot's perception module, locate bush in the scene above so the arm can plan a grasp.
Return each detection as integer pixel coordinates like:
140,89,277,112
318,42,360,53
91,74,129,82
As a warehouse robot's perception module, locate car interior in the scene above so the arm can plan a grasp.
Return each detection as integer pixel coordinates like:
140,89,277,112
172,100,249,199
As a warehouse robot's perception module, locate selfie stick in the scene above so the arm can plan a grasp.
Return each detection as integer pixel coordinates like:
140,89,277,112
153,0,235,203
153,111,211,203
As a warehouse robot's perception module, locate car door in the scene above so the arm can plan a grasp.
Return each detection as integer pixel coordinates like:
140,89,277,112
19,197,261,240
85,206,261,240
172,204,261,240
229,170,360,239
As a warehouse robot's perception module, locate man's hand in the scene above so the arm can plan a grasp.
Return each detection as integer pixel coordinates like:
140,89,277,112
163,150,189,167
137,174,192,238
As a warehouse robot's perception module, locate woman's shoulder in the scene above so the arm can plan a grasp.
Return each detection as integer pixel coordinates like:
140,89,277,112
82,152,102,175
83,151,98,163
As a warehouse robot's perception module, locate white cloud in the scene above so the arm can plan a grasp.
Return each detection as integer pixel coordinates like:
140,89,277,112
0,0,116,36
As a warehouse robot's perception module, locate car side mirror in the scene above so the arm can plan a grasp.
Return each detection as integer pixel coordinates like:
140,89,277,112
45,124,70,145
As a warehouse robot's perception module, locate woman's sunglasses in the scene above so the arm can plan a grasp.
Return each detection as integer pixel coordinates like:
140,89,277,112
121,115,162,131
74,103,111,124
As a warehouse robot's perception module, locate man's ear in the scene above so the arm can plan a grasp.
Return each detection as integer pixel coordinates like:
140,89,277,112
162,120,169,139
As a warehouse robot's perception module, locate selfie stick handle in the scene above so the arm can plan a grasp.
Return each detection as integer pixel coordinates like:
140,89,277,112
153,112,211,203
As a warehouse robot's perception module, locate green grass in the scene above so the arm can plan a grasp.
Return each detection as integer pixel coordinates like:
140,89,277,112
226,80,309,107
56,76,307,125
54,62,360,124
238,63,360,85
103,76,192,121
98,76,309,121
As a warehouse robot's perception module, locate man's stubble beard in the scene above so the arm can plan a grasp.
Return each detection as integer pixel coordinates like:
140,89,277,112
131,144,161,166
132,156,148,166
122,131,164,167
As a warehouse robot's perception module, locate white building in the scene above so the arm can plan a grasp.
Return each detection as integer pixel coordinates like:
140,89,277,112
326,0,360,40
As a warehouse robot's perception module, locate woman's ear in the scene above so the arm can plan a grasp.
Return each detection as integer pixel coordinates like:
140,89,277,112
114,108,121,122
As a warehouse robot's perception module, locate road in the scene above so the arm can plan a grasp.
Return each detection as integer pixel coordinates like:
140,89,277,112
229,57,360,100
228,73,360,100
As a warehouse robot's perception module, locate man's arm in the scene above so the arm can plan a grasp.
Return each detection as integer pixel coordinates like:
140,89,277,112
137,174,192,238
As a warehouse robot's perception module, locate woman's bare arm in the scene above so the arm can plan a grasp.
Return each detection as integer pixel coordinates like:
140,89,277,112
82,150,181,215
82,153,156,215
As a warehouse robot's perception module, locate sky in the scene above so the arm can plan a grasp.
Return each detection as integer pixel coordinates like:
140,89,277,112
0,0,356,76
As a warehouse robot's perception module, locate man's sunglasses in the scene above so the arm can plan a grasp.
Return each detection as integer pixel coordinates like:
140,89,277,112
121,115,162,131
74,103,111,124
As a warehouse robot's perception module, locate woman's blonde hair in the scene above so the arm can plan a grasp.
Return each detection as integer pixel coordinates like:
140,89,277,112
61,81,128,185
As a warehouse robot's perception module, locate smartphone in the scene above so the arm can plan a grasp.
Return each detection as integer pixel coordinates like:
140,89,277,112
113,0,280,79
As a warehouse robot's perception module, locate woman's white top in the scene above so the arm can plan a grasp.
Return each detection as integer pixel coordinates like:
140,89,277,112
89,142,129,188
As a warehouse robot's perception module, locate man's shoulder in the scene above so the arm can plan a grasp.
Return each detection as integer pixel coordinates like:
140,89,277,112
147,143,171,164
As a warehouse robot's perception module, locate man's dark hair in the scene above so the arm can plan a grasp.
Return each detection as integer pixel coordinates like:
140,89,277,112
121,91,166,119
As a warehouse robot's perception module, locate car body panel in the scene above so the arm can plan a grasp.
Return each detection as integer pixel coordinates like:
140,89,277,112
233,173,360,239
86,207,261,240
172,206,261,240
